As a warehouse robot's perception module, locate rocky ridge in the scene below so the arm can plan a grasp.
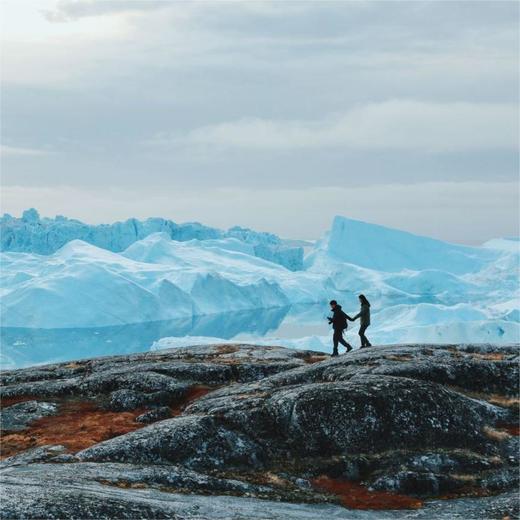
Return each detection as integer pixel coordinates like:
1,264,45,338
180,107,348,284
0,343,518,519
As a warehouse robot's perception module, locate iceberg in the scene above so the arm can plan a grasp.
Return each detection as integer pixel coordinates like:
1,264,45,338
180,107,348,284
307,216,500,274
0,233,324,328
0,213,518,351
0,209,303,271
482,237,520,253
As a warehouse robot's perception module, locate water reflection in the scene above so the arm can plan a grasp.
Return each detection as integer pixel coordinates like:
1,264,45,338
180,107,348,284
1,305,328,369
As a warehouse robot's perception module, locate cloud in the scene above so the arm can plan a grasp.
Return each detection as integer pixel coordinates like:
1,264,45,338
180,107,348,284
2,181,518,244
162,100,518,152
40,0,296,24
1,1,518,243
42,0,169,22
0,145,51,157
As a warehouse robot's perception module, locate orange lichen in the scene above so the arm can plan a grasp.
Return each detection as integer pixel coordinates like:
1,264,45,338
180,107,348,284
98,479,148,489
261,472,292,487
470,352,507,361
446,388,519,410
304,355,329,364
487,395,520,409
215,345,240,354
311,476,423,510
1,396,39,408
437,487,491,500
170,385,214,416
483,426,512,442
63,362,84,369
235,392,269,400
1,399,145,459
384,354,414,362
450,351,464,358
496,423,520,436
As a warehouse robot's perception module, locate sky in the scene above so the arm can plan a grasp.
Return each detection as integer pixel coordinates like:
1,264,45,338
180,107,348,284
1,0,518,243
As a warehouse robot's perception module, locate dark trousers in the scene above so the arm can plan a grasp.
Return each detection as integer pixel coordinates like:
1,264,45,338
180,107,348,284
333,329,351,354
359,324,371,347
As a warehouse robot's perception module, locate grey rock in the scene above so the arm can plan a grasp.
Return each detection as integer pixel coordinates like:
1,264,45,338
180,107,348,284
135,406,172,423
1,445,67,467
1,343,519,519
108,389,148,411
78,415,266,469
0,400,58,432
370,471,453,495
0,465,518,520
0,344,311,402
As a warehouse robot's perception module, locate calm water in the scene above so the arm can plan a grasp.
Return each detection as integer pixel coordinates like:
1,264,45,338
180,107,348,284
0,304,328,370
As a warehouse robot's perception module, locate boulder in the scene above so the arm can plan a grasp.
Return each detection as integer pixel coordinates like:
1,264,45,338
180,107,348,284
1,401,58,432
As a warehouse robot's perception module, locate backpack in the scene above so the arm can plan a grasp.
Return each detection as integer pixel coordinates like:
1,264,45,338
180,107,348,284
338,310,348,330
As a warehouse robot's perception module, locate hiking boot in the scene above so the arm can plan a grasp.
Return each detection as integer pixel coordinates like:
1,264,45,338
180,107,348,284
345,344,353,352
331,351,339,357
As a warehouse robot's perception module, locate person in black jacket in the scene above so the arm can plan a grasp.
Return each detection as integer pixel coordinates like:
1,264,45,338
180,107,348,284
352,294,372,348
328,300,353,357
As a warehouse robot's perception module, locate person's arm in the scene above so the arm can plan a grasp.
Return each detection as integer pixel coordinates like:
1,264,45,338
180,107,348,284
345,313,354,321
351,313,360,321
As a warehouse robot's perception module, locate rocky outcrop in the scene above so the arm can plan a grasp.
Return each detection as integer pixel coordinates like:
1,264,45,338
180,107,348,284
0,401,58,432
1,344,518,519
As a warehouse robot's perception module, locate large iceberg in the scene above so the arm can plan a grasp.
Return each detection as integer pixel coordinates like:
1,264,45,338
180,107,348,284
0,209,303,271
0,233,325,328
306,216,500,274
0,213,518,351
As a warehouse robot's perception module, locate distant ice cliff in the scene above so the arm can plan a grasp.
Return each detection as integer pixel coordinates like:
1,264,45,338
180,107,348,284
0,209,303,271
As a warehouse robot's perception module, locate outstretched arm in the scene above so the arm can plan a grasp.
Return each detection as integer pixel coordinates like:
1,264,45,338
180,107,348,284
351,313,360,321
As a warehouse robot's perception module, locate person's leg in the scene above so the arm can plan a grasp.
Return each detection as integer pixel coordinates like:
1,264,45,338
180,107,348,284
359,325,372,347
337,330,352,351
359,325,368,347
363,324,371,346
332,330,340,356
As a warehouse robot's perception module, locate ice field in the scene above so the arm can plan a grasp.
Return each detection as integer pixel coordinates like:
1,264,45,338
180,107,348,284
1,211,518,367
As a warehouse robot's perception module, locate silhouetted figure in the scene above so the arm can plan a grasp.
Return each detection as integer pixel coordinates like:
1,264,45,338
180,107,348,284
353,294,372,348
328,300,353,357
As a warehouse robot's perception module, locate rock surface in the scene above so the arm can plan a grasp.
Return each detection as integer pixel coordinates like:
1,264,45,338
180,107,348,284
0,400,58,432
1,343,518,519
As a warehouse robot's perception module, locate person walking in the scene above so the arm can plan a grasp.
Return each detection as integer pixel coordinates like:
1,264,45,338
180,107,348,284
353,294,372,348
328,300,353,357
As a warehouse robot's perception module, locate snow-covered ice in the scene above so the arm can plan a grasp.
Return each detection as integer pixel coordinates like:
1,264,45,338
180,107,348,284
1,212,518,364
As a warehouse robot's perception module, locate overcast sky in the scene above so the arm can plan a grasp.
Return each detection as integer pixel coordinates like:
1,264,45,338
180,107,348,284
1,0,518,242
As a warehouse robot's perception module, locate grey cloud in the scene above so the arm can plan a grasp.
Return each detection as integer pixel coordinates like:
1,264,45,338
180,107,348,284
1,0,518,241
2,142,517,191
0,145,52,157
2,182,518,244
159,101,517,152
42,0,169,22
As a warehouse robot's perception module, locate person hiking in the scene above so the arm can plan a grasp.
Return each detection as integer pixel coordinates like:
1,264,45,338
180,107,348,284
352,294,372,348
328,300,353,357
